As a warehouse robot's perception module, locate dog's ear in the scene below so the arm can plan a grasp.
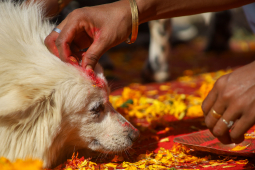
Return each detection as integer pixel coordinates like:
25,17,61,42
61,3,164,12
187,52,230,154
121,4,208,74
0,88,55,117
94,63,104,75
94,63,109,88
0,89,30,117
0,89,56,124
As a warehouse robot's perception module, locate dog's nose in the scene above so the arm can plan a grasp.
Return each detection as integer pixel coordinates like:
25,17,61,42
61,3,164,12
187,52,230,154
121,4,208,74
128,129,140,142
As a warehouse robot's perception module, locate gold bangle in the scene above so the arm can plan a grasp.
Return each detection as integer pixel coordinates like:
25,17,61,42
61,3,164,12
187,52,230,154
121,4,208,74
126,0,139,44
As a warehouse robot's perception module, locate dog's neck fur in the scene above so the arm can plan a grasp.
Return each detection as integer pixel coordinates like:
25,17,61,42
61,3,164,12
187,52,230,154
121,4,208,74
0,91,61,165
0,87,84,168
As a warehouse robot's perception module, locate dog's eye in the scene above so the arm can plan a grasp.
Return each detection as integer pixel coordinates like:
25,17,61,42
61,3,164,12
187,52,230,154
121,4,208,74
91,104,104,115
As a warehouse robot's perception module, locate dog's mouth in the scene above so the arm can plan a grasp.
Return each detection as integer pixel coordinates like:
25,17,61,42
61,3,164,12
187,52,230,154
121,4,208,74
90,136,134,154
90,139,112,153
91,139,108,151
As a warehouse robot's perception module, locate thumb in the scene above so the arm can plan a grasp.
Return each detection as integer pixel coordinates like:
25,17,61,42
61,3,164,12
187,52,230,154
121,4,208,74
44,32,60,58
81,41,106,70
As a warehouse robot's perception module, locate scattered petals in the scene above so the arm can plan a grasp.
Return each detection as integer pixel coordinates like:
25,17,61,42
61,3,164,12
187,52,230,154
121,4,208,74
159,138,169,143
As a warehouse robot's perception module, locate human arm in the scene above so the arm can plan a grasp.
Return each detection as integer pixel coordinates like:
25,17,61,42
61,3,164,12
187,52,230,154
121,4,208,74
44,0,255,69
136,0,255,24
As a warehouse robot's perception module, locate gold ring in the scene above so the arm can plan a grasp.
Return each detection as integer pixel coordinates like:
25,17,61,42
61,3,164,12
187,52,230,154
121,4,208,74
211,109,222,119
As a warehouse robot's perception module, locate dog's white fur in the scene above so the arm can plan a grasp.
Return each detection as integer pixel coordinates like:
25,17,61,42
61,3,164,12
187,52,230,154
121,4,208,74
0,1,139,168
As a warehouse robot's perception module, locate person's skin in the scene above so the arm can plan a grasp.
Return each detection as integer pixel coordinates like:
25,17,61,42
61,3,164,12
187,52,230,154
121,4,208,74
44,0,133,69
43,0,255,145
45,0,255,69
202,61,255,144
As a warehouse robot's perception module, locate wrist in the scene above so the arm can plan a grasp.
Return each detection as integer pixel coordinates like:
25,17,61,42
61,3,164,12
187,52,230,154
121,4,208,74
119,0,151,24
115,0,133,34
135,0,157,24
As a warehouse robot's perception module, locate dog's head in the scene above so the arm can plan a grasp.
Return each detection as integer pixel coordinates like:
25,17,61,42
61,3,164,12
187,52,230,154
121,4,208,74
0,1,139,167
0,57,139,167
55,63,139,154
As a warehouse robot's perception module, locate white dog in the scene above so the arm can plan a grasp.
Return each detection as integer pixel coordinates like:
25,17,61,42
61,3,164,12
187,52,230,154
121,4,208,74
0,1,139,168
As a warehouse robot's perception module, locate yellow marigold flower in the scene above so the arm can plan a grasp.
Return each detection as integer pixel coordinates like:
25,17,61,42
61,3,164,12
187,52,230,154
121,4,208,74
155,154,163,161
178,76,193,82
186,105,203,117
13,159,43,170
159,137,169,143
235,159,248,164
122,87,142,101
104,163,117,169
159,85,171,91
125,165,137,170
152,164,167,169
64,168,72,170
146,90,158,96
89,162,97,166
187,96,203,105
138,163,146,169
231,145,248,151
78,160,87,167
198,82,214,99
109,95,121,108
123,162,138,170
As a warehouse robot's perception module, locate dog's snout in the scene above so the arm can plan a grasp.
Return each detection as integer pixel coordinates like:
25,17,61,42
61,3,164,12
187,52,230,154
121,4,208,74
128,129,140,142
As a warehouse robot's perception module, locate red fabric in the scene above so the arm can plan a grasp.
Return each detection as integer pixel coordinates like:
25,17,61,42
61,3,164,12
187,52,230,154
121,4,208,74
110,81,255,169
105,40,255,169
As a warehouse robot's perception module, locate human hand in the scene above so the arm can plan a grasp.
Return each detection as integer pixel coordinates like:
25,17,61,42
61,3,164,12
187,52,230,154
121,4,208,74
44,0,132,69
202,61,255,144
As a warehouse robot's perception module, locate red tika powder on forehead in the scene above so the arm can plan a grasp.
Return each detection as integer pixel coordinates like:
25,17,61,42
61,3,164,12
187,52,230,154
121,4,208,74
66,57,106,88
85,69,105,88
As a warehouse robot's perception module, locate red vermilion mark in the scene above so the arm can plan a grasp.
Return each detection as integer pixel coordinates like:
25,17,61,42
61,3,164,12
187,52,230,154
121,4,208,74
70,64,106,89
121,122,138,131
122,122,130,127
85,68,105,88
66,56,107,91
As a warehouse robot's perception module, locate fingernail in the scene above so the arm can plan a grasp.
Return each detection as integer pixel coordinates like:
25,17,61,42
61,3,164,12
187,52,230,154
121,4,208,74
82,51,86,57
85,65,93,70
